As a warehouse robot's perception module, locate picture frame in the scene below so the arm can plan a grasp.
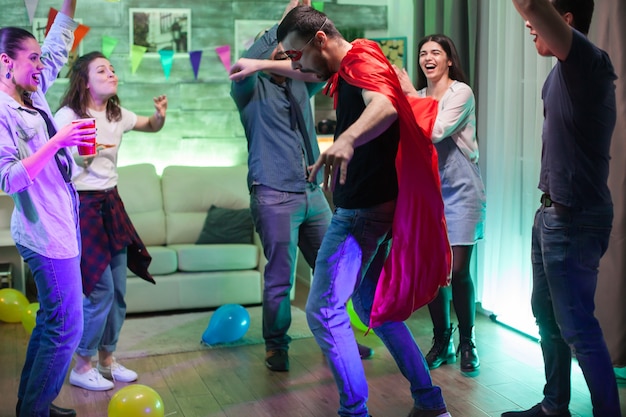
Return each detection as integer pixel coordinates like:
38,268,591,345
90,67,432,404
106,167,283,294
371,37,407,69
129,8,191,56
33,17,83,79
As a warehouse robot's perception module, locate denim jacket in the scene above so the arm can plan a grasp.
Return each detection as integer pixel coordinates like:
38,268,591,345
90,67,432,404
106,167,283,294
0,13,80,258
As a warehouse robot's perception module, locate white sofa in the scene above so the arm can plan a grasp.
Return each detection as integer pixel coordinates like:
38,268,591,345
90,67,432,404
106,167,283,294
117,163,269,314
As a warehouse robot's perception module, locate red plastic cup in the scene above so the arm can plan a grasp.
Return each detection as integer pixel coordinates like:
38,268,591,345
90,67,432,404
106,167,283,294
73,118,96,156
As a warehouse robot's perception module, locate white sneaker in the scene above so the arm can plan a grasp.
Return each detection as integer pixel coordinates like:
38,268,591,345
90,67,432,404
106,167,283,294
97,358,138,382
69,368,114,391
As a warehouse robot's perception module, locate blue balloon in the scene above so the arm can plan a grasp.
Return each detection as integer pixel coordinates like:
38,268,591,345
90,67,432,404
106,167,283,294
201,304,250,345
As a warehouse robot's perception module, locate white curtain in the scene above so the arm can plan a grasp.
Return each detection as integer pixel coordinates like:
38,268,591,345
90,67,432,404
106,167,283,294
474,2,554,336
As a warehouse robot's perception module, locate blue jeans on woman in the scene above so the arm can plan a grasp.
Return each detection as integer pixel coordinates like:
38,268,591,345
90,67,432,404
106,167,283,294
76,249,128,357
251,184,332,351
307,200,446,417
531,203,621,416
16,244,83,417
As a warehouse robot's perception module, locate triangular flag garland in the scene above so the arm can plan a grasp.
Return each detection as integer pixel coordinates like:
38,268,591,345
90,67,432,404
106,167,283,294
158,50,175,80
312,1,324,12
24,0,38,24
189,50,203,80
45,8,89,52
215,45,231,73
130,45,147,74
102,36,118,59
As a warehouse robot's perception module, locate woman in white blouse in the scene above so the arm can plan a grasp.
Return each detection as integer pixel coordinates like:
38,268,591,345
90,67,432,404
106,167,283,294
396,34,486,375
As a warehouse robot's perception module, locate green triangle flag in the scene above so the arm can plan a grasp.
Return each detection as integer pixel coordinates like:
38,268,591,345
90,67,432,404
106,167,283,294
102,36,118,58
130,45,147,74
312,1,324,12
159,50,175,79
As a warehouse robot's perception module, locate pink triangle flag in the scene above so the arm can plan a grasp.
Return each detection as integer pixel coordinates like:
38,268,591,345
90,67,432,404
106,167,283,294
24,0,38,24
189,50,203,80
215,45,231,73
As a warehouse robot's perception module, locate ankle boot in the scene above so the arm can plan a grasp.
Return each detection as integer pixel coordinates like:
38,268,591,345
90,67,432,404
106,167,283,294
425,326,456,369
458,326,480,373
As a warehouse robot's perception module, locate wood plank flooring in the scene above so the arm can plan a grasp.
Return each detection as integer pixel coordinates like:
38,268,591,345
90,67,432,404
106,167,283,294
1,281,625,417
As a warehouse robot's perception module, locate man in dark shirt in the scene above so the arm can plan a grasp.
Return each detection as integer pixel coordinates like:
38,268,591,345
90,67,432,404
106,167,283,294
505,1,619,416
274,6,451,417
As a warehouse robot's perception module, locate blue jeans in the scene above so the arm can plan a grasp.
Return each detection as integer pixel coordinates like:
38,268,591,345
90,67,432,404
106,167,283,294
531,203,621,416
307,201,446,417
250,184,332,351
16,244,83,417
76,249,128,357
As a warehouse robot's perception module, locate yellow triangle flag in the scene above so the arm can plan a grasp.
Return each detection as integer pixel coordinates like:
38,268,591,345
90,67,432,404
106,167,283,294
131,45,147,74
102,36,118,58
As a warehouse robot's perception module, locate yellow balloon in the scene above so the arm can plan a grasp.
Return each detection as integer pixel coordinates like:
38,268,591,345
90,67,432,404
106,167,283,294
0,288,29,323
21,302,39,335
347,298,369,333
108,385,164,417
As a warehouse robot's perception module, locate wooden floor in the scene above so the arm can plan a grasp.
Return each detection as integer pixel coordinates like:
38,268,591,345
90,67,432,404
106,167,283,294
1,282,625,417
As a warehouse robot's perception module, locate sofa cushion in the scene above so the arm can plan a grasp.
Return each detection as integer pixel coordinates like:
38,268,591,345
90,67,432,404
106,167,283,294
196,205,254,244
170,243,258,272
128,245,178,277
117,164,166,246
161,165,250,245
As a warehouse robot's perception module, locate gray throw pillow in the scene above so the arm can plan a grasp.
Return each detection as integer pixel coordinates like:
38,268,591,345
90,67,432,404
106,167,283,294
196,205,254,244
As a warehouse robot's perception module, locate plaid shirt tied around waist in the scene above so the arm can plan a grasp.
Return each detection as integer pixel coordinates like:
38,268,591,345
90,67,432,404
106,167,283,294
79,187,154,296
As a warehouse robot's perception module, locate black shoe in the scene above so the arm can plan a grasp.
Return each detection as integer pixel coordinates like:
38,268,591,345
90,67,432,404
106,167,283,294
265,349,289,372
16,401,76,417
50,404,77,417
407,406,451,417
357,343,374,359
458,327,480,374
425,326,456,369
501,403,571,417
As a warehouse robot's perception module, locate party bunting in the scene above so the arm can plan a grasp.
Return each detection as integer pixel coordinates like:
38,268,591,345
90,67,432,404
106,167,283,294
189,50,203,80
215,45,231,73
24,0,38,24
102,36,118,58
130,45,147,74
45,8,90,52
312,1,324,12
159,50,175,79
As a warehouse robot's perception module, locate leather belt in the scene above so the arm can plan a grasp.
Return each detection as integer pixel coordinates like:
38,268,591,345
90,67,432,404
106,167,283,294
541,193,567,209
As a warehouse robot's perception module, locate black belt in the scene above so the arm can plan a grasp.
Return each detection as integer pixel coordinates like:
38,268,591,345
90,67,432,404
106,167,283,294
541,193,567,209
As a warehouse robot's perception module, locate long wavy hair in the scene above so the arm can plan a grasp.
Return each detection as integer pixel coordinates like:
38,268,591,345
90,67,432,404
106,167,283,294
58,51,122,122
416,34,468,91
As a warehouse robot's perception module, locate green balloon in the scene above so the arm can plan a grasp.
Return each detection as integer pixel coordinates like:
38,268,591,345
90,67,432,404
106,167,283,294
347,298,369,333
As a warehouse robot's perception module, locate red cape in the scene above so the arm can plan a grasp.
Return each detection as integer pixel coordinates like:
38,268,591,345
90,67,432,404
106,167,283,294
325,39,452,328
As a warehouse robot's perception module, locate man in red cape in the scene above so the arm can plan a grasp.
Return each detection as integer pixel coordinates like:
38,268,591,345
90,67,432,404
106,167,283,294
276,5,451,417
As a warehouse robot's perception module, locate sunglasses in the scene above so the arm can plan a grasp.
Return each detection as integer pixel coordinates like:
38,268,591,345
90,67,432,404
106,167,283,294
284,18,328,62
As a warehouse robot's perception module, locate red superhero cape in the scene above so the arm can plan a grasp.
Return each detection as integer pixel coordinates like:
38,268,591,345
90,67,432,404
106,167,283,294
325,39,452,328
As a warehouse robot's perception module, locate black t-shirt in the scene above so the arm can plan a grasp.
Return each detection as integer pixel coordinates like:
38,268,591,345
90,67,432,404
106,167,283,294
332,77,400,209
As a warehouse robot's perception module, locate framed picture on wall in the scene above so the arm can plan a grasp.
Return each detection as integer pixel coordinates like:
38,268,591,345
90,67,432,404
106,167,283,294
371,37,407,69
32,17,83,79
129,8,191,56
234,19,276,62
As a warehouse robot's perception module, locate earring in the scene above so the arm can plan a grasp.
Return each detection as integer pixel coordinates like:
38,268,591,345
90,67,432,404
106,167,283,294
5,72,9,79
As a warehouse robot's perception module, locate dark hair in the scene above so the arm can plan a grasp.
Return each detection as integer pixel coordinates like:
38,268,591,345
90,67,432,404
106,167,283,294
552,0,594,34
277,6,341,44
58,51,121,121
416,34,468,90
0,27,36,58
